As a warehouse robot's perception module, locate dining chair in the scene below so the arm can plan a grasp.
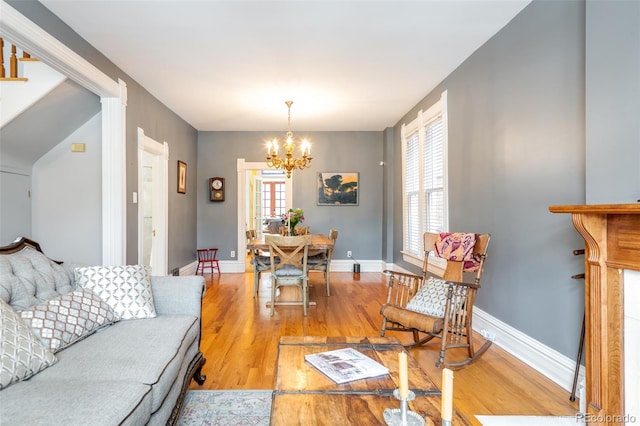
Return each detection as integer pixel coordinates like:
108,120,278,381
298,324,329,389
380,232,491,369
196,247,221,277
266,234,312,316
307,229,338,296
246,230,271,296
294,226,310,235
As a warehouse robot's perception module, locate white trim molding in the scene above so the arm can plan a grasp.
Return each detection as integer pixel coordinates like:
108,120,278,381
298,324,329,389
179,261,198,276
472,307,584,393
180,260,243,275
330,259,383,273
101,81,127,265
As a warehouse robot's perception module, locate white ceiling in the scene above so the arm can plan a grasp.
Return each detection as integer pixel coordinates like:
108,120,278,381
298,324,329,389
40,0,531,131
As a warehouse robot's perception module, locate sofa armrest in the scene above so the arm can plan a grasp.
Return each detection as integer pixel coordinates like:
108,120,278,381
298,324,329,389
150,275,205,318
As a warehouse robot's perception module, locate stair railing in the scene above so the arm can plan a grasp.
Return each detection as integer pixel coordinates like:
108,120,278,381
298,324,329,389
1,37,34,81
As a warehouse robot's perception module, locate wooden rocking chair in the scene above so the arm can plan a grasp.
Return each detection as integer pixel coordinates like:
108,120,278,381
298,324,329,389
380,232,491,369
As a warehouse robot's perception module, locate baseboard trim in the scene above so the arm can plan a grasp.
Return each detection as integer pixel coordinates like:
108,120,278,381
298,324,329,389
186,259,385,275
330,259,383,273
179,261,198,276
472,307,584,393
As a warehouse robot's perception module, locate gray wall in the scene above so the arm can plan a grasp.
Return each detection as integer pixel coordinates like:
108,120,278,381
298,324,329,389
8,1,199,271
197,131,383,261
390,0,587,358
0,79,100,248
0,171,31,244
585,0,640,204
32,114,102,264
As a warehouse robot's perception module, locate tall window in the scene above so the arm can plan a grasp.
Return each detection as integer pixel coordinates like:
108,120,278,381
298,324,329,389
262,181,286,217
401,91,448,265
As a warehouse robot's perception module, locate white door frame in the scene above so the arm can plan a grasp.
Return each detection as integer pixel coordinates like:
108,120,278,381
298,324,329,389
236,158,292,272
137,128,168,275
1,2,127,265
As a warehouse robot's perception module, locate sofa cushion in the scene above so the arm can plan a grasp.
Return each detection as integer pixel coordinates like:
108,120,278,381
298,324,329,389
0,247,75,311
0,378,152,426
75,265,156,319
38,315,199,412
0,299,57,389
19,288,118,353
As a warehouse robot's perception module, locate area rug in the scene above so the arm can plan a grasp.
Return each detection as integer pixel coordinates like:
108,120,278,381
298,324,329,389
475,415,584,426
177,390,272,426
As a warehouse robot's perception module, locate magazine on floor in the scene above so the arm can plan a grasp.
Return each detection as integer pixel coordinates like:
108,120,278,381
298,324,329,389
304,348,390,384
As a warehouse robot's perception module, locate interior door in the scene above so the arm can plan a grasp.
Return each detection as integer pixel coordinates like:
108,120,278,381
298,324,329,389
254,175,263,236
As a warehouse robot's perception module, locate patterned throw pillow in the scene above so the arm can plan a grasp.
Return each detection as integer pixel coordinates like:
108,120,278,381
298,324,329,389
75,265,157,320
405,277,450,318
0,299,57,390
19,289,117,353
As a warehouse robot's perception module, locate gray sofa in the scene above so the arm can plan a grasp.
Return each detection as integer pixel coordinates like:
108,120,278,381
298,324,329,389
0,238,206,425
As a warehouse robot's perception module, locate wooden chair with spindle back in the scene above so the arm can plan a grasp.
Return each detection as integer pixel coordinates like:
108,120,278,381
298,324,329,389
380,232,491,369
196,247,220,277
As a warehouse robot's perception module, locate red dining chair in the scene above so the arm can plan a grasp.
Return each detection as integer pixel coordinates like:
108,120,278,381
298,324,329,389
196,248,220,276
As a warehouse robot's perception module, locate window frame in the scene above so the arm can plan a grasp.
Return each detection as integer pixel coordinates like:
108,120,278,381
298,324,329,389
400,91,449,267
262,180,286,218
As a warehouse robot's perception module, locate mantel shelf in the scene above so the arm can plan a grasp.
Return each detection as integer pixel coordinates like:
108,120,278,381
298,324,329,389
549,203,640,214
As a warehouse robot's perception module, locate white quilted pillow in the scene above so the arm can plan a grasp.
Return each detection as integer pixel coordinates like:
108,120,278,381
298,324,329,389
75,265,156,320
405,277,450,318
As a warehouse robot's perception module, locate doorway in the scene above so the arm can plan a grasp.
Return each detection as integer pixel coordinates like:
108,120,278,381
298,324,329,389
236,159,292,270
137,128,168,275
247,171,288,237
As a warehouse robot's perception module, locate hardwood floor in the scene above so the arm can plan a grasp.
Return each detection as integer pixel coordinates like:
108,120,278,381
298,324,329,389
190,268,579,424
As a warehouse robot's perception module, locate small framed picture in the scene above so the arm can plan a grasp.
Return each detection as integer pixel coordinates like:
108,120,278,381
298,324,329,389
317,172,359,205
177,161,187,194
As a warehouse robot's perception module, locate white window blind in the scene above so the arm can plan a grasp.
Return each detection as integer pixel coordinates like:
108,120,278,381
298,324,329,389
401,91,448,264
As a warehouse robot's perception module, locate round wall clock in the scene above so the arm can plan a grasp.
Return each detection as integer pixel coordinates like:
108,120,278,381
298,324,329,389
210,177,225,201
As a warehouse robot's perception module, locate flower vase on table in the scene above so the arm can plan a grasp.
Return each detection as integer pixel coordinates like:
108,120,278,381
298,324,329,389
289,220,300,236
282,208,304,236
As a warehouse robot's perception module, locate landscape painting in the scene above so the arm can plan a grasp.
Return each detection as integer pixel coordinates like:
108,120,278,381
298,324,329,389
317,172,359,206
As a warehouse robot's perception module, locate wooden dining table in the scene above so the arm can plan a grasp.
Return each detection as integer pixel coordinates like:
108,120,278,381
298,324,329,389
247,233,335,307
247,233,335,251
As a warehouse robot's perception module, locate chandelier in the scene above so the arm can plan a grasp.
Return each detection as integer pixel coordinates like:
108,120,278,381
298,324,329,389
266,101,312,178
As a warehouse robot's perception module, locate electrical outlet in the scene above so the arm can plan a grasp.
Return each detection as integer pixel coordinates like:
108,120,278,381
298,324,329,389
230,250,235,258
347,251,352,258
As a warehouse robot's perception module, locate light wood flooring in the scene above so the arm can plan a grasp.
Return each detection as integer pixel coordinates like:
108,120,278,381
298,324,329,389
190,267,579,425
